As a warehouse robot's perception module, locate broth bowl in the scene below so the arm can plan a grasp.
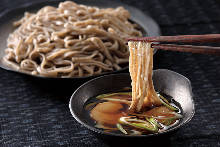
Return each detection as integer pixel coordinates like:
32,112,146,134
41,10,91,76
69,69,195,137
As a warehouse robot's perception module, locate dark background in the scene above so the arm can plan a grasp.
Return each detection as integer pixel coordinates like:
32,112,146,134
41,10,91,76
0,0,220,146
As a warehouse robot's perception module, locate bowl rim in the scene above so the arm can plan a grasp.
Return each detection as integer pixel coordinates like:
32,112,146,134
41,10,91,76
0,0,161,80
69,69,195,137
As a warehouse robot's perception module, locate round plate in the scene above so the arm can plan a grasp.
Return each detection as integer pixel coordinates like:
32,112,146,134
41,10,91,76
0,0,161,79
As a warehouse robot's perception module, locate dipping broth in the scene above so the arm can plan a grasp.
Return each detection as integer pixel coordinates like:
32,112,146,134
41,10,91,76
85,91,182,135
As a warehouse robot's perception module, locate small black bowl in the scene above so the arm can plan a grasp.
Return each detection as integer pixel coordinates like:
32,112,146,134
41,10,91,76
69,69,195,138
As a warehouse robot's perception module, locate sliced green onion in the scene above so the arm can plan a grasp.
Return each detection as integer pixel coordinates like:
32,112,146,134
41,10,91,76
150,112,182,120
116,123,128,134
119,117,158,132
172,112,183,119
96,92,132,99
130,122,158,132
158,94,178,111
160,117,177,126
102,98,131,104
96,93,117,99
146,117,163,129
157,93,169,103
157,113,182,126
119,117,146,124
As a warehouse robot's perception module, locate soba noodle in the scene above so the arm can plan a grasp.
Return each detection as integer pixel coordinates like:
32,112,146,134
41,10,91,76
86,41,182,135
128,41,161,112
3,1,142,77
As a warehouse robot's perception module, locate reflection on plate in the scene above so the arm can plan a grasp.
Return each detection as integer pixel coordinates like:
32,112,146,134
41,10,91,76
0,0,160,79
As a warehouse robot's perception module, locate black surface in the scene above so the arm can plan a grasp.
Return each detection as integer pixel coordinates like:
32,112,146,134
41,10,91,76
0,0,220,146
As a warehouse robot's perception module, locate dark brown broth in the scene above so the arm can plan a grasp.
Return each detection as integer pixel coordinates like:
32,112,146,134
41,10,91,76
84,92,182,135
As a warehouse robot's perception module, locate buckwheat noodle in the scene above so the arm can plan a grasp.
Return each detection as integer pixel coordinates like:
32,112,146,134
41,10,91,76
128,41,161,112
3,1,142,77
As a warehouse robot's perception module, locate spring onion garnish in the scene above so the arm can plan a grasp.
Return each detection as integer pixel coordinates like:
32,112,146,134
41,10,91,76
129,122,157,132
146,117,163,129
159,113,182,126
158,94,178,111
101,98,131,104
96,92,132,99
172,112,183,118
119,117,158,132
149,112,182,120
116,123,128,134
119,117,146,124
160,117,177,126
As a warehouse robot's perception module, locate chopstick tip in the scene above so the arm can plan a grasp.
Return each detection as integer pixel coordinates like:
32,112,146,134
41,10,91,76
126,37,150,42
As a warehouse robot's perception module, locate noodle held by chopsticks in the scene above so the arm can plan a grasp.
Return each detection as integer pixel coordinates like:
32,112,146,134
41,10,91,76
3,1,142,77
128,41,161,112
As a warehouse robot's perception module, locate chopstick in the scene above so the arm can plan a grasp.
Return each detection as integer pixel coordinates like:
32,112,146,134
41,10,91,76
127,34,220,55
127,34,220,43
152,44,220,55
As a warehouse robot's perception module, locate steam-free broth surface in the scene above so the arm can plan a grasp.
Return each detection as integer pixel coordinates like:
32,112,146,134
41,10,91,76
85,92,182,135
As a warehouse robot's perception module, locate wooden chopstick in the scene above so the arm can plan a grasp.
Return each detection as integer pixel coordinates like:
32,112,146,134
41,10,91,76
127,34,220,43
127,34,220,55
152,44,220,55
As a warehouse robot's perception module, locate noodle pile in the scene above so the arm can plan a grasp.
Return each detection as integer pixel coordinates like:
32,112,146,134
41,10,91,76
3,1,142,77
128,41,161,112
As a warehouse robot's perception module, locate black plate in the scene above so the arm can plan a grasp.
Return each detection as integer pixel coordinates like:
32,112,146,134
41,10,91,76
0,0,161,79
69,69,195,137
